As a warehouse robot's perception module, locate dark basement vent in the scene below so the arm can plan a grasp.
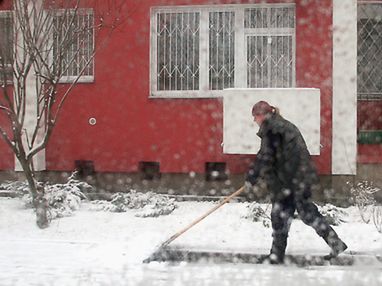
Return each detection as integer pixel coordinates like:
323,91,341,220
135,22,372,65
205,162,227,181
139,161,161,180
75,160,95,177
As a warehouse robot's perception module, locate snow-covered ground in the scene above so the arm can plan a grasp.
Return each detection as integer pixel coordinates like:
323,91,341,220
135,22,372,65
1,196,381,286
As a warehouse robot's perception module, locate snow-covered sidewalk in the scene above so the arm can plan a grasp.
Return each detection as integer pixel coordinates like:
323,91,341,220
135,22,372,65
1,197,382,286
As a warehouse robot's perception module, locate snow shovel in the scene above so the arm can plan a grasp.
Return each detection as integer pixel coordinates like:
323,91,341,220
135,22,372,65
143,185,245,263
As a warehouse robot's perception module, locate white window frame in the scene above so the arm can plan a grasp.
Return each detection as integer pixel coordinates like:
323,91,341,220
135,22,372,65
150,4,296,99
52,8,95,84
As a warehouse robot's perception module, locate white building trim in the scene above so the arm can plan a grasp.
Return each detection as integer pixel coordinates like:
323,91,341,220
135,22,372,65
332,0,357,175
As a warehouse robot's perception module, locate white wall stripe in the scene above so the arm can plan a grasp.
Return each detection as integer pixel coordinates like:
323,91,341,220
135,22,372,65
332,0,357,175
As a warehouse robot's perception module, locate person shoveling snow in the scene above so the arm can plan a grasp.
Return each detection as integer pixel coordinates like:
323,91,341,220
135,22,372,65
244,101,348,264
144,101,349,265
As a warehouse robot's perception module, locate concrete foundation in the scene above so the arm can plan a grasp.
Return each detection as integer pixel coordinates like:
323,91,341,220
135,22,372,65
1,163,381,204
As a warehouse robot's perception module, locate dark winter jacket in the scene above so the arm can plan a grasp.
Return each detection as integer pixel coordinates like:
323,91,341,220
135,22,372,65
246,113,319,201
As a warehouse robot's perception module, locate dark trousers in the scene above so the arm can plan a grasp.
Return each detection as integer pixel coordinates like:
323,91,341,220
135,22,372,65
270,194,343,262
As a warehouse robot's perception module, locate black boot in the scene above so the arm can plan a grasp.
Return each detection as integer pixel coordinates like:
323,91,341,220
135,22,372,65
267,234,287,264
323,231,348,260
264,253,284,264
324,240,348,260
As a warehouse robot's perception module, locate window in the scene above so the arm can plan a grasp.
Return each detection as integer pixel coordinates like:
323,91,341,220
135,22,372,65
0,11,13,84
52,9,94,83
156,11,200,91
150,4,295,98
209,11,235,90
245,7,295,88
357,4,382,144
358,4,382,100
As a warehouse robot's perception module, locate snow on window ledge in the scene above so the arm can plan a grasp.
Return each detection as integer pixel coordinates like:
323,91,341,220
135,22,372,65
149,90,224,99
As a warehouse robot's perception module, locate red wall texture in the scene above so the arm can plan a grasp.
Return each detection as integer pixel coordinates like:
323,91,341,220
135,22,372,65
0,104,13,170
358,101,382,163
0,0,13,170
0,0,335,174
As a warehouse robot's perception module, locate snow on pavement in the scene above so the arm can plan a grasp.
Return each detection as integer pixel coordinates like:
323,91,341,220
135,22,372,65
0,197,382,286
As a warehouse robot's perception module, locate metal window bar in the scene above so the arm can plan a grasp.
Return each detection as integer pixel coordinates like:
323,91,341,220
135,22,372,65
53,9,94,81
357,4,382,100
209,11,235,90
245,7,294,88
245,7,269,29
270,36,293,87
247,36,293,88
270,7,295,29
157,12,200,91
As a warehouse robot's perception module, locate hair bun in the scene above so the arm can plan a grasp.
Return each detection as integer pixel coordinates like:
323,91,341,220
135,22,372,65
252,101,273,115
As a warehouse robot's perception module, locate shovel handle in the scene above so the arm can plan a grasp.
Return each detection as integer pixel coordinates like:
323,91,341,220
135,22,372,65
159,186,245,249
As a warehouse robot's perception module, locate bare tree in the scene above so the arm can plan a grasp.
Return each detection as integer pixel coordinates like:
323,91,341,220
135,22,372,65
0,0,130,228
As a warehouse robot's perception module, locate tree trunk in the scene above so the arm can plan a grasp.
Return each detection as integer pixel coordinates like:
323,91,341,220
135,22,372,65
19,157,50,229
33,185,49,229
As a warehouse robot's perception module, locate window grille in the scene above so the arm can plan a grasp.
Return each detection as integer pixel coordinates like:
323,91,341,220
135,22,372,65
209,11,235,90
0,11,13,84
53,9,94,83
245,7,294,88
358,4,382,100
244,6,294,29
357,3,382,144
157,12,200,91
247,35,293,88
151,4,295,98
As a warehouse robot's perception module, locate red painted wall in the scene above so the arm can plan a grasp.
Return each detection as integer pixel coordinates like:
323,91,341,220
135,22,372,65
358,101,382,130
1,0,335,175
0,1,14,170
358,100,382,163
295,0,333,174
0,99,13,170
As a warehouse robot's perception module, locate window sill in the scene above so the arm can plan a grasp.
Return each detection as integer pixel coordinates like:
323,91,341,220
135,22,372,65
59,76,94,84
150,87,303,99
150,90,224,99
